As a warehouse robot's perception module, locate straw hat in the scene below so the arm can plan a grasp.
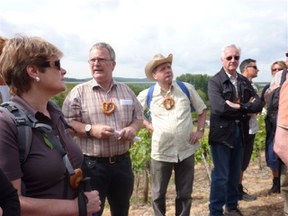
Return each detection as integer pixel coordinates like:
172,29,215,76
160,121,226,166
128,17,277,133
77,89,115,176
145,53,173,80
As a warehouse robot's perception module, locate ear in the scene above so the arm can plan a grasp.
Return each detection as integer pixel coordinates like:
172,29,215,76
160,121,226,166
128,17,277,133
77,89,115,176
152,72,158,80
111,61,116,71
26,65,39,79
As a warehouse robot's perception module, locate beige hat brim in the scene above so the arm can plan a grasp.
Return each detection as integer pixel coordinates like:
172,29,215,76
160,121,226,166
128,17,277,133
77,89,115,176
145,54,173,80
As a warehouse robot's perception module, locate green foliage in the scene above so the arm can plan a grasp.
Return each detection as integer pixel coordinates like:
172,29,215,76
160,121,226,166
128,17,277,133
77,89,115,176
51,83,76,107
130,128,152,173
127,84,151,96
177,73,210,96
194,133,211,163
252,112,266,160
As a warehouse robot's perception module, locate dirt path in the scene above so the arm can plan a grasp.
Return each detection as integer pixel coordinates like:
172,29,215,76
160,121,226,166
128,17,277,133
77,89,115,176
102,154,285,216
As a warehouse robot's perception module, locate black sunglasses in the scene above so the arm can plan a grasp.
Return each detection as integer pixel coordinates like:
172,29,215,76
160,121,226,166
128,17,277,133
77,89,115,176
286,53,288,57
272,68,283,72
225,56,240,61
40,60,61,70
247,65,258,70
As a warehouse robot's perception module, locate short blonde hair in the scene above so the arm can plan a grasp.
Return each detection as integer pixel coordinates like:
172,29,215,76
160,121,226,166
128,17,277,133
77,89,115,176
0,35,63,95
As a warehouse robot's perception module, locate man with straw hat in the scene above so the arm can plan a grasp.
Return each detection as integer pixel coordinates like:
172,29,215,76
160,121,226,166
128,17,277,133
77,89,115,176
137,53,207,216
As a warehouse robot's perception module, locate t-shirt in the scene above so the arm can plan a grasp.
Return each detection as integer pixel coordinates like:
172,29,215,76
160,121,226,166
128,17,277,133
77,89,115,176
0,96,83,199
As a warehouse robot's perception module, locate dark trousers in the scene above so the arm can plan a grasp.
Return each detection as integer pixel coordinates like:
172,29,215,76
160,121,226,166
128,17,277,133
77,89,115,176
151,154,195,216
242,133,255,171
83,155,134,216
209,126,243,216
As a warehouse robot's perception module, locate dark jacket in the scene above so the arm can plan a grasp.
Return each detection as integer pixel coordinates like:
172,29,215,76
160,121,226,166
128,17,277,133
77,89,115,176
208,68,263,148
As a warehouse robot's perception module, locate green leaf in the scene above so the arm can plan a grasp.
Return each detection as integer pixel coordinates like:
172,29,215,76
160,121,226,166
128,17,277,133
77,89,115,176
43,133,54,149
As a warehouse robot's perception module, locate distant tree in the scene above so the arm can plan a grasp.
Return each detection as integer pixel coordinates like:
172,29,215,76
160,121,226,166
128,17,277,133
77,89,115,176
176,73,210,96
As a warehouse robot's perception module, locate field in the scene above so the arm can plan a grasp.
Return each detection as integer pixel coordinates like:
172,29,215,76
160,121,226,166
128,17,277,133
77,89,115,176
102,152,284,216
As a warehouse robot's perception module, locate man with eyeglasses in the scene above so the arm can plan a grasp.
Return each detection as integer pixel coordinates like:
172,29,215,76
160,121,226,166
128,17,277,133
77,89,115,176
62,42,143,216
208,45,263,216
237,59,261,202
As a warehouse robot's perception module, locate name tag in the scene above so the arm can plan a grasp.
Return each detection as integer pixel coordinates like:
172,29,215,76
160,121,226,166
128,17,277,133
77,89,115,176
120,99,133,105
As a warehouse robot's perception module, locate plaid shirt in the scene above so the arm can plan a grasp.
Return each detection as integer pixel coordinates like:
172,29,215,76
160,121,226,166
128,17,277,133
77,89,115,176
62,79,143,157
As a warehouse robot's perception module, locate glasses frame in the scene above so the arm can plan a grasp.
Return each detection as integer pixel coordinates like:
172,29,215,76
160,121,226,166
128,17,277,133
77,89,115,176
40,60,61,70
225,56,240,61
88,58,113,64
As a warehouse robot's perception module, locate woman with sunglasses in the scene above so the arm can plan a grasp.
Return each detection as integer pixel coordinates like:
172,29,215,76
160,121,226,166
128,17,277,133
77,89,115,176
261,60,287,195
0,35,101,215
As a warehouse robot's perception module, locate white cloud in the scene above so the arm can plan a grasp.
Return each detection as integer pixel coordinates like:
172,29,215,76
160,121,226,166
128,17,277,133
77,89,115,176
0,0,287,81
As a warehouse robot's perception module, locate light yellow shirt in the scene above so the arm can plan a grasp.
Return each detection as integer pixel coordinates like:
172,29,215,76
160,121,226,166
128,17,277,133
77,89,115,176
137,81,207,162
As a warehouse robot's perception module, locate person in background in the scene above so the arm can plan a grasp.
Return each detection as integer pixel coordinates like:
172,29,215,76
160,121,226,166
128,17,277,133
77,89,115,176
137,53,207,216
274,78,288,215
238,58,261,201
262,61,287,194
208,44,263,216
0,37,10,103
0,168,20,216
62,42,143,216
0,35,101,216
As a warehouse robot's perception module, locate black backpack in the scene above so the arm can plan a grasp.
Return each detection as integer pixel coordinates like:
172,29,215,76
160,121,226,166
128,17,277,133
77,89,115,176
266,68,287,131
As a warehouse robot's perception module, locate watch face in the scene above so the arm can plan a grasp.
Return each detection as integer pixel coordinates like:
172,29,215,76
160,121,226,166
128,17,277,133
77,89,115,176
85,124,92,132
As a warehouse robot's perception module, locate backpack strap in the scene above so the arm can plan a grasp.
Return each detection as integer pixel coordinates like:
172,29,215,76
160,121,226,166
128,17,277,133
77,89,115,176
145,81,196,120
176,81,196,111
0,101,53,164
145,84,155,120
280,68,287,86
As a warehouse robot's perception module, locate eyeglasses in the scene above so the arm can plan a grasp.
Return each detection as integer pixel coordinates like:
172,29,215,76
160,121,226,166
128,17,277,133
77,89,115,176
247,65,258,70
88,58,113,64
272,68,283,72
40,60,61,70
225,56,240,61
286,53,288,57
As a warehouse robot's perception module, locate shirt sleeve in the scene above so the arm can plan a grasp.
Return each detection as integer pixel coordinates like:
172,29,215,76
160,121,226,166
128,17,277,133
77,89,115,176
277,80,288,129
62,86,83,123
186,83,207,114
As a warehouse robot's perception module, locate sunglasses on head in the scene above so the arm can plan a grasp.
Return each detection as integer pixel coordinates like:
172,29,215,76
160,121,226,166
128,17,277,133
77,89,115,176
40,60,61,70
225,56,240,61
247,65,258,70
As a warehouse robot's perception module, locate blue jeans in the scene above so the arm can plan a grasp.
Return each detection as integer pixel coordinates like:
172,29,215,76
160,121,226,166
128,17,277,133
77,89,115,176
209,126,243,216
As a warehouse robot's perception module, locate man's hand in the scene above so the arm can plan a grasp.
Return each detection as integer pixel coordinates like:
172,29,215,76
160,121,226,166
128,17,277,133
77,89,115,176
90,124,114,139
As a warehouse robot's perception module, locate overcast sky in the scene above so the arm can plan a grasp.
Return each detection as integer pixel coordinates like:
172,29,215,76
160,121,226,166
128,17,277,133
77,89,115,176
0,0,287,82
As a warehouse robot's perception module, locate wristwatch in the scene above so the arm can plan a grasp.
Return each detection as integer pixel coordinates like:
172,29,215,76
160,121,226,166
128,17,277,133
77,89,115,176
85,124,92,136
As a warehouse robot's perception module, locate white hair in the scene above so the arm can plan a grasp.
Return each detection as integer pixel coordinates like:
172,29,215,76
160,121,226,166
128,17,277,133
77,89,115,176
221,44,241,58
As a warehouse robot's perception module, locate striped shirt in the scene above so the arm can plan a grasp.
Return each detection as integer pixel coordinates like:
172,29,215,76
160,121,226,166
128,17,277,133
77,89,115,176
62,79,143,157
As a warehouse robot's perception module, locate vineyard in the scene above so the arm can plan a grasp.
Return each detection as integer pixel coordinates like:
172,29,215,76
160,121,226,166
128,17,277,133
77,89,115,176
52,77,275,215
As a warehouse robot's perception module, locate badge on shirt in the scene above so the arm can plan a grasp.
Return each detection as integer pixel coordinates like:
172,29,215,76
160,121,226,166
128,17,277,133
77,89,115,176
120,99,133,105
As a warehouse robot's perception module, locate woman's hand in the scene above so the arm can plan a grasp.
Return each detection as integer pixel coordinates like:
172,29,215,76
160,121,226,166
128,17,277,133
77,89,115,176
82,190,101,215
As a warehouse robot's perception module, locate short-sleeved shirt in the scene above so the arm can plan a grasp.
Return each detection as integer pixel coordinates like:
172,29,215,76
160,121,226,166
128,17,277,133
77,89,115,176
137,81,207,162
278,80,288,129
0,96,83,199
62,79,144,157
